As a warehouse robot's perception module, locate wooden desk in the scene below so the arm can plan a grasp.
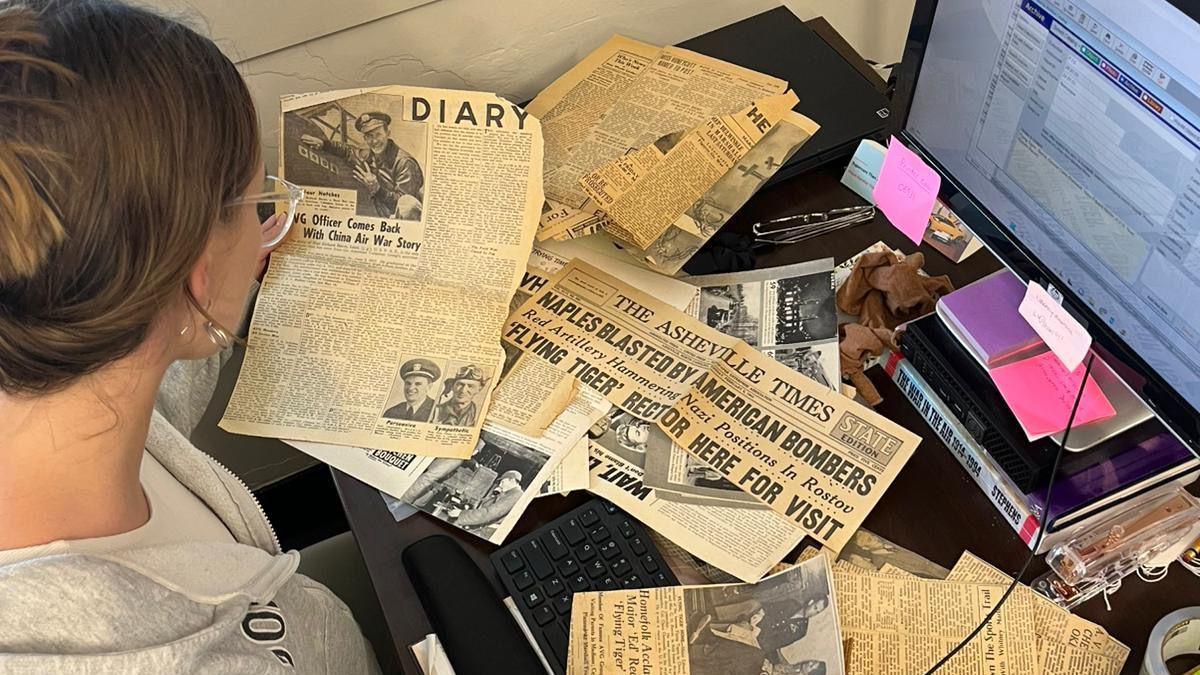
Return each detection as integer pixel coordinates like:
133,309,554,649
334,164,1199,675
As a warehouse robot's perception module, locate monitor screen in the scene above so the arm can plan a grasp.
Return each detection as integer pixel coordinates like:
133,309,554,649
904,0,1200,415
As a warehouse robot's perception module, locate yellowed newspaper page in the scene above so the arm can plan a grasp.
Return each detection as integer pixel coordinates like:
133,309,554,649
527,35,662,164
503,260,921,552
580,91,799,249
536,38,786,240
567,555,844,674
537,436,590,496
610,111,821,275
588,442,805,583
832,565,1038,674
946,552,1129,673
220,86,543,458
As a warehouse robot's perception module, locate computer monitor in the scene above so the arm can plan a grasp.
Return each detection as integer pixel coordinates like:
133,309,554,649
892,0,1200,453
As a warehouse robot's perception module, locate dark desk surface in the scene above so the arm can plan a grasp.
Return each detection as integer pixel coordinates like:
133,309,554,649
334,164,1199,675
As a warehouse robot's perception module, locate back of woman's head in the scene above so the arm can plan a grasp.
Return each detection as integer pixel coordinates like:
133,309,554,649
0,0,259,395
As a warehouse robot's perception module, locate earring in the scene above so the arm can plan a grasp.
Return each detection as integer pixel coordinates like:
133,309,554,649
204,319,233,349
180,324,189,336
201,299,233,349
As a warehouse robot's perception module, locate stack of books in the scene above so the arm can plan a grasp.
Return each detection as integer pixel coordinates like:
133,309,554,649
886,269,1199,552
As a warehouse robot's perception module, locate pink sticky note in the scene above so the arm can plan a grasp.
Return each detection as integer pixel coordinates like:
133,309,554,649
1018,282,1091,371
873,137,941,245
989,351,1116,440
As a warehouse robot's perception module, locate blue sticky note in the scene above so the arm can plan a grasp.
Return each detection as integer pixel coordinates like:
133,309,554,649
840,139,887,203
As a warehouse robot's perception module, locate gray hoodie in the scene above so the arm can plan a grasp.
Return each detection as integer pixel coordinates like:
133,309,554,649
0,356,381,674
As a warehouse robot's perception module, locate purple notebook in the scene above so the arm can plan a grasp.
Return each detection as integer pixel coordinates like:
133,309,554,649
937,269,1041,365
1027,431,1195,526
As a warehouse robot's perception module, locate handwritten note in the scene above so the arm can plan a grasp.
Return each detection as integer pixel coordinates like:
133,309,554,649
989,351,1116,440
1019,282,1091,371
872,137,941,245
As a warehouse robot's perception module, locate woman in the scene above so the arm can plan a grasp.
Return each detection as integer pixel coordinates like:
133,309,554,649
0,1,379,672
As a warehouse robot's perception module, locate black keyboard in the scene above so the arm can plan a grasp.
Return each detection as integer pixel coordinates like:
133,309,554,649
490,498,678,674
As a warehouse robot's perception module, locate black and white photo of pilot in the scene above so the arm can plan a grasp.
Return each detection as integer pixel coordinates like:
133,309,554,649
587,409,667,470
431,362,494,428
773,273,836,345
685,557,840,675
381,356,444,422
283,92,426,220
766,346,834,390
398,432,545,540
698,283,762,346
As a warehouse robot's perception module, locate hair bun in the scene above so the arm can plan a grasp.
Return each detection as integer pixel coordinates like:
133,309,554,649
0,7,77,284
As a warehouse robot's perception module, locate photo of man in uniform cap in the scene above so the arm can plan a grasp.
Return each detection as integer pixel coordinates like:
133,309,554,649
382,357,441,422
301,110,424,219
432,364,489,427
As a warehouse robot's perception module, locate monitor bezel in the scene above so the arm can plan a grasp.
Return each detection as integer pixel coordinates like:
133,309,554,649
890,0,1200,454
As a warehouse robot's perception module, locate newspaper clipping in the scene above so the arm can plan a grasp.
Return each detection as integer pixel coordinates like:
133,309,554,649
644,260,841,507
589,438,806,582
528,35,787,242
220,86,544,458
504,260,921,553
567,554,844,674
610,111,819,275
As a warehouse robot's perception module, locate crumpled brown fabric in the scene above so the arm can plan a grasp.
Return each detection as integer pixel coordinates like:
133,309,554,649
839,323,897,406
836,251,954,329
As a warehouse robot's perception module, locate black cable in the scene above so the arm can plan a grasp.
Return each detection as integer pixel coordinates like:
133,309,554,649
923,352,1097,674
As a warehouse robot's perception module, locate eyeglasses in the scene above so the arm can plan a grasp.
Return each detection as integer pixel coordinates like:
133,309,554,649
227,175,305,248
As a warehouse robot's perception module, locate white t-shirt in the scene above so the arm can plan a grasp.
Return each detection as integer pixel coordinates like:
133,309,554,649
0,450,234,565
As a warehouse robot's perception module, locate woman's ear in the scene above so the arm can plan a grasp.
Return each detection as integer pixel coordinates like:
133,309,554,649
185,247,213,310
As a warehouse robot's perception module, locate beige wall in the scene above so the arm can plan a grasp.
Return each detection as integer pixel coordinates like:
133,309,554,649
146,0,915,171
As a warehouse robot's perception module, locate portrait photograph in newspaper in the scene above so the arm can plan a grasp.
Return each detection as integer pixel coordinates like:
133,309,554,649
282,90,427,221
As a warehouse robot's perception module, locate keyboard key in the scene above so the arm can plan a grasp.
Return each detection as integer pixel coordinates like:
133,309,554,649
577,542,597,561
652,572,670,586
545,577,565,596
557,556,579,577
554,593,573,616
546,621,568,666
640,555,659,573
598,540,620,560
521,540,554,579
599,576,618,590
585,558,607,579
611,557,632,577
568,573,590,592
542,530,569,561
618,519,636,539
512,569,535,591
621,574,643,588
629,536,647,556
589,524,611,543
523,588,545,608
533,604,555,626
579,509,600,527
602,501,619,514
562,518,586,545
499,550,524,573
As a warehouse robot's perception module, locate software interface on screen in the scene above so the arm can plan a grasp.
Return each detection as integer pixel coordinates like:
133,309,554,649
907,0,1200,408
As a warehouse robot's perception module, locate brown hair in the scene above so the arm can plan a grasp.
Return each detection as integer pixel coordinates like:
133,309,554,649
0,0,260,395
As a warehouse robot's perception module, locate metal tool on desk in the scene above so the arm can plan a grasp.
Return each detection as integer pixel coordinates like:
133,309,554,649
752,204,875,245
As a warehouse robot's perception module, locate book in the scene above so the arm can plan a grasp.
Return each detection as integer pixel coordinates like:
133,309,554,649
884,351,1041,545
1027,431,1197,530
936,269,1042,366
883,351,1199,552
